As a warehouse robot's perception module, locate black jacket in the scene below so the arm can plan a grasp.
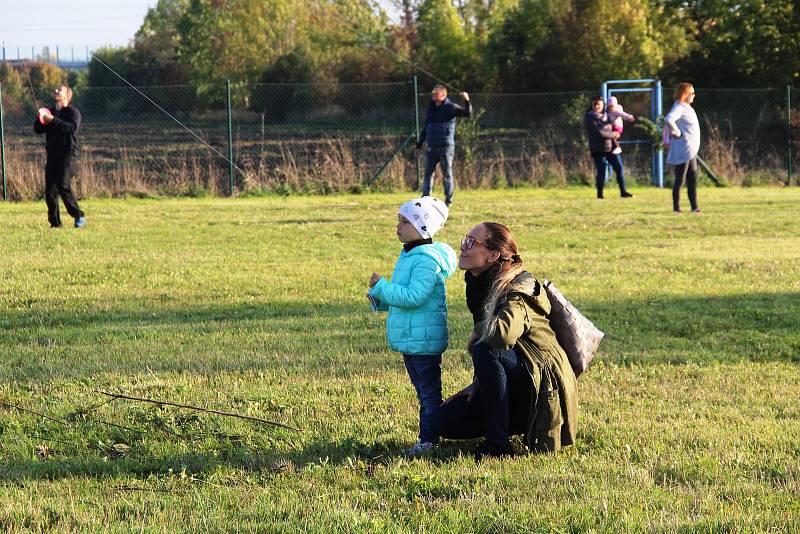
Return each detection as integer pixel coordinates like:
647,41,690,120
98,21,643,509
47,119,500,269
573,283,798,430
416,98,472,149
33,106,81,160
583,109,615,155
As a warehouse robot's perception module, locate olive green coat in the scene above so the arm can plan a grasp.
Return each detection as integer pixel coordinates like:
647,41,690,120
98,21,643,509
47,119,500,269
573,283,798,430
477,272,578,452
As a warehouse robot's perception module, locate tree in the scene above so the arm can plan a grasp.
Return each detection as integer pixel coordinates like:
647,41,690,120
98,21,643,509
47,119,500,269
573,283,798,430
557,0,687,88
661,0,800,87
88,47,134,86
28,62,67,91
486,0,688,91
415,0,481,89
0,62,25,113
130,0,190,85
0,62,24,100
178,0,314,87
485,0,558,91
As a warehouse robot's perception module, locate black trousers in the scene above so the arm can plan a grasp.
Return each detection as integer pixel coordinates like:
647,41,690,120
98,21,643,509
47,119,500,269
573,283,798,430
435,343,532,447
45,158,83,227
673,158,698,211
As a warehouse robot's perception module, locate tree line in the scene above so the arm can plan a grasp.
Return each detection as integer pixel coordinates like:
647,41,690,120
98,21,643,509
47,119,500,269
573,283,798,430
2,0,799,101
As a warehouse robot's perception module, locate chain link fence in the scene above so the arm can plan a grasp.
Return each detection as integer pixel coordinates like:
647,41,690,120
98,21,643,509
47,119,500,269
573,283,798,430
0,80,796,201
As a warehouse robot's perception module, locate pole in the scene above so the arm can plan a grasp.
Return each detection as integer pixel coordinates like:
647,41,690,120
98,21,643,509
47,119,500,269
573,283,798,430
788,85,793,185
226,79,234,195
655,79,664,188
697,156,723,187
370,131,416,186
601,82,609,184
1,82,8,201
413,75,420,190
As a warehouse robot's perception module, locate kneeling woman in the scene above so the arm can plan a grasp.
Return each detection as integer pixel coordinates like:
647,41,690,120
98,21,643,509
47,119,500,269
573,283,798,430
437,222,578,458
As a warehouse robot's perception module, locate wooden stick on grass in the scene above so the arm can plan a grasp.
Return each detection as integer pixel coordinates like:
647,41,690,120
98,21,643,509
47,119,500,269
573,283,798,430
0,400,69,425
95,391,301,432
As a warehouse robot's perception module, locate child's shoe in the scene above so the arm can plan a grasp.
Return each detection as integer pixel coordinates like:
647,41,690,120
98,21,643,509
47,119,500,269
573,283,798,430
405,441,435,457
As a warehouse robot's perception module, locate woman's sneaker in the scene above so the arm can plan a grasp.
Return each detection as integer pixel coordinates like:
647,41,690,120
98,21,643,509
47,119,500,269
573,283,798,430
405,441,435,457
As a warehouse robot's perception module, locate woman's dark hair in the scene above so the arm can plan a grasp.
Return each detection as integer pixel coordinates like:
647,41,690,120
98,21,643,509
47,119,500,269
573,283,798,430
478,222,525,342
589,95,604,110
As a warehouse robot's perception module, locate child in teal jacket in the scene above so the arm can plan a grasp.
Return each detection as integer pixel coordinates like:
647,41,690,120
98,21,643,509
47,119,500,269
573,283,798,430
368,197,457,455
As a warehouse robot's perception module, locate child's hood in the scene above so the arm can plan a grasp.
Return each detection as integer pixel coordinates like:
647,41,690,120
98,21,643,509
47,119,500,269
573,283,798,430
407,242,457,278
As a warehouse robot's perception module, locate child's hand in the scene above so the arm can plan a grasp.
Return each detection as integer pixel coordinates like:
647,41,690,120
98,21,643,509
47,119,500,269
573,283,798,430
369,272,381,288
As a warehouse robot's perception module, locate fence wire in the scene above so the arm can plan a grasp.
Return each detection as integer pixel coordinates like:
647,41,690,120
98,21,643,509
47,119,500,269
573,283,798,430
0,81,796,200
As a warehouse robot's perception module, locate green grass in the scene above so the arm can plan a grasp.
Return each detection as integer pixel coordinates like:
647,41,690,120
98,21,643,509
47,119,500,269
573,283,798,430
1,187,799,532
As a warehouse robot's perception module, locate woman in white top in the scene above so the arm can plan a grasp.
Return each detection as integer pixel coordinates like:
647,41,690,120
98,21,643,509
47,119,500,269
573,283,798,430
664,83,701,213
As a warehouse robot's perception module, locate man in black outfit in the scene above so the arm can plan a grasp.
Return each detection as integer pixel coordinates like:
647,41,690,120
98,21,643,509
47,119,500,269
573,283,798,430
33,84,86,228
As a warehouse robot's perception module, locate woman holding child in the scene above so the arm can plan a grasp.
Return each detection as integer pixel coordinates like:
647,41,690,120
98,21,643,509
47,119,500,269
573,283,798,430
436,222,578,459
584,95,634,199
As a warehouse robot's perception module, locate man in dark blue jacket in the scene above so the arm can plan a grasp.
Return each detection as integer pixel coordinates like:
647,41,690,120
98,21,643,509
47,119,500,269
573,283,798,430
33,84,85,228
415,85,472,207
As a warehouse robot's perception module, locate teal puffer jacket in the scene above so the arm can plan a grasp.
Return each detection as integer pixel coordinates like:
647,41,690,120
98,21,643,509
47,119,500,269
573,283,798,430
369,242,457,355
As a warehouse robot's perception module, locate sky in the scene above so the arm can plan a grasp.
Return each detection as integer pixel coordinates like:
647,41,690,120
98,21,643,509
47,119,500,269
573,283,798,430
0,0,400,61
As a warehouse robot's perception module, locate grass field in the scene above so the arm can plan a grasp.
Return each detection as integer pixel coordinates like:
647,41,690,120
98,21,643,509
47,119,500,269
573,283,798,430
1,187,799,532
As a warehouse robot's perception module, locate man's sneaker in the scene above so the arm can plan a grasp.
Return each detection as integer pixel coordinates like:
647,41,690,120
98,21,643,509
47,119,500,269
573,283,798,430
74,216,86,228
691,208,701,213
621,191,634,198
405,441,435,457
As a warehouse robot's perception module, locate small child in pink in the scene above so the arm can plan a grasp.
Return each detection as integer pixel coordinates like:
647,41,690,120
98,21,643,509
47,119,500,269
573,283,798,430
607,96,635,154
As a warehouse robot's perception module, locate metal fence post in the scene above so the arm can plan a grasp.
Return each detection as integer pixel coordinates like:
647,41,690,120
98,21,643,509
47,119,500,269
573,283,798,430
0,82,7,201
226,79,234,195
413,75,420,190
655,79,664,188
788,85,793,185
600,81,609,183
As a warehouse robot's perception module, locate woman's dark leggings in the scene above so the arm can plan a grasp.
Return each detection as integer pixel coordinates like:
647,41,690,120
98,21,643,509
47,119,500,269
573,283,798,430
673,158,698,211
592,153,626,197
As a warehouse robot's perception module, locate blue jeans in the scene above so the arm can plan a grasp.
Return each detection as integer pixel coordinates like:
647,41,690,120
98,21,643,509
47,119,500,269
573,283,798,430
422,145,455,204
435,343,531,448
592,153,627,197
403,354,443,444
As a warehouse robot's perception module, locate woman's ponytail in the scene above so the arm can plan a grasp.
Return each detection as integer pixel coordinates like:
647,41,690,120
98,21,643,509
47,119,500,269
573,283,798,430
477,222,525,343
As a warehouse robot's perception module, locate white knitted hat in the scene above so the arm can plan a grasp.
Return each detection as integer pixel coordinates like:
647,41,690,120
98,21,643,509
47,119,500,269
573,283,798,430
398,197,449,239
